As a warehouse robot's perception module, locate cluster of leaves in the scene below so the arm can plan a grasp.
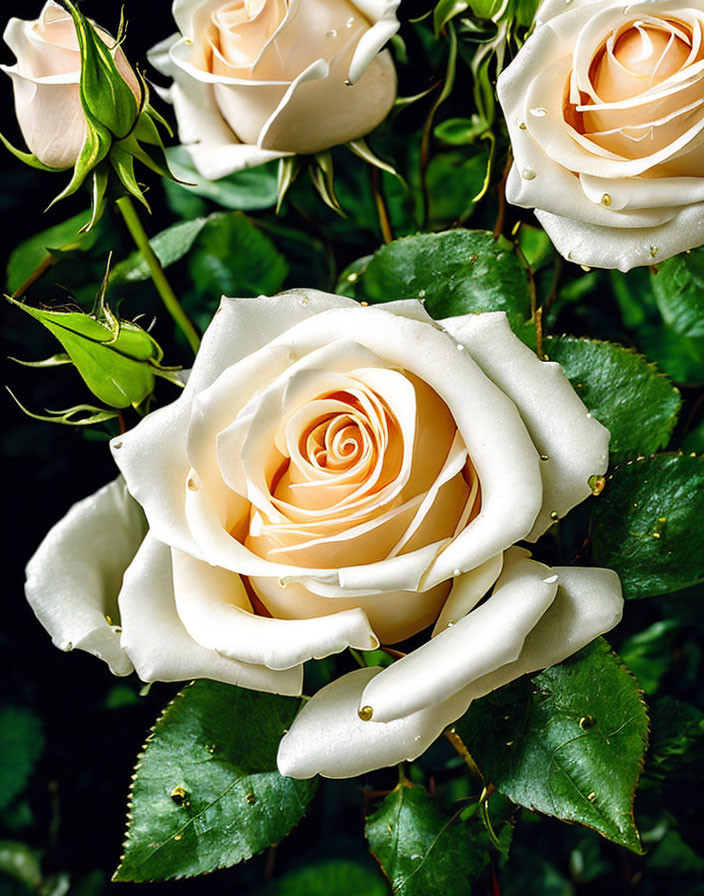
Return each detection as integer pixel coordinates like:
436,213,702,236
1,0,703,895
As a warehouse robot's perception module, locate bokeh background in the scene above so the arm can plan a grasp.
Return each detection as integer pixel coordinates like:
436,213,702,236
1,1,702,894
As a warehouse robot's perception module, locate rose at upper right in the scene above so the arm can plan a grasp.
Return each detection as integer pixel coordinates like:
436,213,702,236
148,0,400,180
497,0,704,271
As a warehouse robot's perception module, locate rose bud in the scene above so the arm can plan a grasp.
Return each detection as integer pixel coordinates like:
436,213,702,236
498,0,704,271
1,0,141,170
148,0,400,179
25,293,623,778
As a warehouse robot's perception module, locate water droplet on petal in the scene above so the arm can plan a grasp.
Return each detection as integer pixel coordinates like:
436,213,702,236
521,167,536,180
327,28,337,37
358,705,374,722
346,16,355,27
529,106,548,117
600,193,612,207
550,511,559,522
540,454,549,462
588,474,606,496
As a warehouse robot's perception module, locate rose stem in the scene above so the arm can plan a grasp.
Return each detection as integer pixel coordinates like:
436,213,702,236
370,166,393,244
116,195,200,355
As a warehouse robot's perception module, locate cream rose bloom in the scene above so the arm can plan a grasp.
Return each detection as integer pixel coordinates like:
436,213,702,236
1,0,141,169
498,0,704,271
25,292,623,779
147,0,399,179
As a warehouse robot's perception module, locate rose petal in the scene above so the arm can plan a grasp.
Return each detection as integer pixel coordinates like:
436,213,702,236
359,549,558,722
347,0,400,84
118,534,302,693
277,562,623,779
455,564,624,702
171,549,379,670
440,312,610,538
536,201,704,270
25,479,146,676
276,665,472,779
432,552,504,634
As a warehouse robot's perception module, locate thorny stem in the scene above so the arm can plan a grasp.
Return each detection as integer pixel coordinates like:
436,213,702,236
12,254,57,299
493,153,513,240
116,195,200,355
444,727,484,782
370,165,393,245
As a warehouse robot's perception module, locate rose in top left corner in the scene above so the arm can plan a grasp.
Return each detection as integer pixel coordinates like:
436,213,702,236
1,0,141,169
148,0,400,179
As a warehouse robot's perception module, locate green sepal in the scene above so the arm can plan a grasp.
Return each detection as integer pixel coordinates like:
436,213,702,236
311,151,345,215
276,156,301,213
63,0,139,140
0,132,69,172
109,142,151,211
6,389,120,427
48,116,113,208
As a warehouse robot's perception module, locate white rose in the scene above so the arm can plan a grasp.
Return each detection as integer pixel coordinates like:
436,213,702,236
1,0,141,169
497,0,704,271
147,0,399,179
25,292,623,779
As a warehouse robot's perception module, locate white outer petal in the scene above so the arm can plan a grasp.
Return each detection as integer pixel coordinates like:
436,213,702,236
277,563,623,779
119,534,302,694
171,550,379,670
25,479,146,676
360,550,558,722
347,0,400,84
455,565,624,702
276,666,473,779
432,552,504,634
440,312,610,538
536,203,704,271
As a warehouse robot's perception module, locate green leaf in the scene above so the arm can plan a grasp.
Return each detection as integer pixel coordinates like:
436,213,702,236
592,454,704,598
165,147,279,211
0,841,42,893
542,337,681,464
110,216,211,285
6,210,95,295
258,860,389,896
0,708,44,811
637,323,704,386
454,639,649,853
7,296,178,409
619,620,679,695
651,248,704,339
189,213,289,299
644,696,704,784
114,681,317,883
366,783,488,895
361,230,531,328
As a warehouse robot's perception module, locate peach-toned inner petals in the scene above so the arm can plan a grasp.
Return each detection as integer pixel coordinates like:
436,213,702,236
563,15,704,164
209,0,288,71
204,0,371,82
240,370,479,578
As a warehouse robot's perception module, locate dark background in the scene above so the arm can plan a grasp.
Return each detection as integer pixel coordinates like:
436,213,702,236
1,2,702,895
